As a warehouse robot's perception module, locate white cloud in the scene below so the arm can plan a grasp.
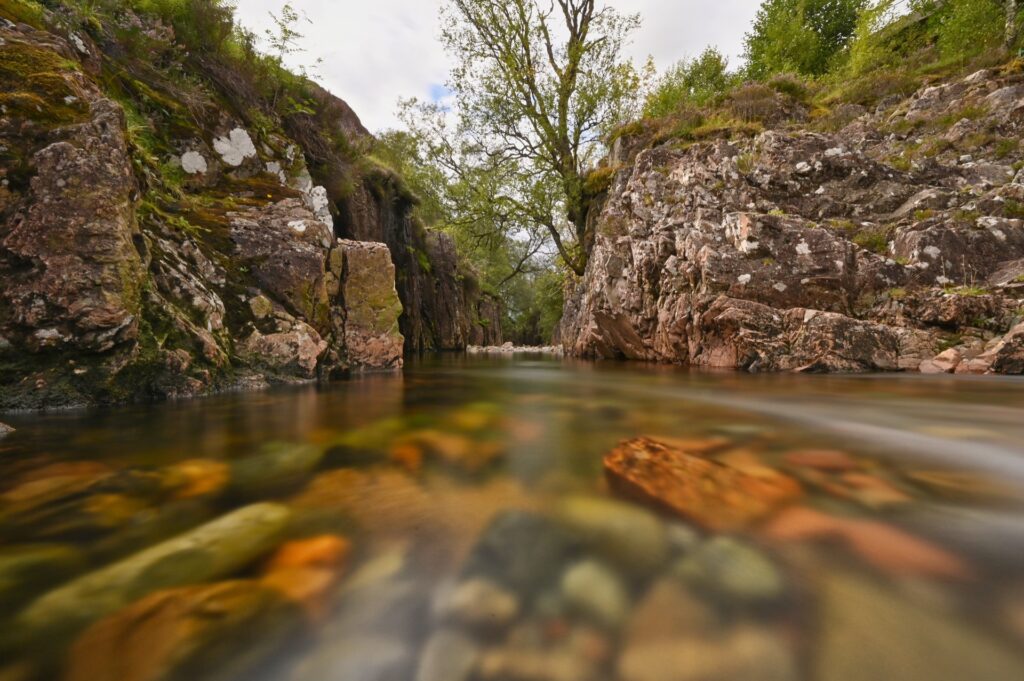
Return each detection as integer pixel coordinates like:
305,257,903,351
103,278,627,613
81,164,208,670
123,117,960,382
234,0,760,133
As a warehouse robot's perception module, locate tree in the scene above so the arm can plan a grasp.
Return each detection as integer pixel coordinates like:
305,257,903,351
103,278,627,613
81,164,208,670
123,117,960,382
644,47,734,118
1008,0,1021,50
403,0,645,276
744,0,868,79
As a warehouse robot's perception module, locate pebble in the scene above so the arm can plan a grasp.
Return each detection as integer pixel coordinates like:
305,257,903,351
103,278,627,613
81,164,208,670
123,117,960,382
560,560,630,629
673,537,785,605
462,511,579,597
625,579,719,641
435,577,520,630
555,495,669,576
415,630,480,681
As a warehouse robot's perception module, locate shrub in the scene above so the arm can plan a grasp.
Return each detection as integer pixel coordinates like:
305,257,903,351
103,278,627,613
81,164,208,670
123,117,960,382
644,47,734,118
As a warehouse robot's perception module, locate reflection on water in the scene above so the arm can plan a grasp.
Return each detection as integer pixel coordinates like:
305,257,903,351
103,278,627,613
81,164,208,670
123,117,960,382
2,355,1024,681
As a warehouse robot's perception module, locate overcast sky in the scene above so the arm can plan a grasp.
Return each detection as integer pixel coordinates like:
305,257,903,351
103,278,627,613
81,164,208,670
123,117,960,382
234,1,760,132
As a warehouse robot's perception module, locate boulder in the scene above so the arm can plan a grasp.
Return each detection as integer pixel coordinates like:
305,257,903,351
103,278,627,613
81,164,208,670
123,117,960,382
0,422,13,439
15,503,291,648
335,239,405,370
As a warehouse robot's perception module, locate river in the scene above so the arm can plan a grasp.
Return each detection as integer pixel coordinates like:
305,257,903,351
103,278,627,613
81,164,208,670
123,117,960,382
2,355,1024,681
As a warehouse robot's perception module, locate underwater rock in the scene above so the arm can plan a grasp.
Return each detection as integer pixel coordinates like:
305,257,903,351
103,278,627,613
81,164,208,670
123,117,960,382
434,577,521,631
462,511,580,598
415,630,480,681
560,559,630,629
554,495,669,577
673,537,785,605
15,503,291,647
228,441,325,499
0,544,85,615
63,580,300,681
604,438,801,531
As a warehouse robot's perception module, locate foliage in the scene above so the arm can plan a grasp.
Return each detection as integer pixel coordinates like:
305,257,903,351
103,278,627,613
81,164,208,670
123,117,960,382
936,0,1007,61
402,0,647,276
744,0,869,79
643,47,736,117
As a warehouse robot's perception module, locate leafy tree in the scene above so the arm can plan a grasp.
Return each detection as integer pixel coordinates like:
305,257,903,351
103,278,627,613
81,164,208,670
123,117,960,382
744,0,868,79
644,47,735,117
402,0,646,276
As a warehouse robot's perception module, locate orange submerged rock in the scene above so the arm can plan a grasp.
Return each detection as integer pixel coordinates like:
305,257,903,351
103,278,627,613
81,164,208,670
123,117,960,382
603,437,802,531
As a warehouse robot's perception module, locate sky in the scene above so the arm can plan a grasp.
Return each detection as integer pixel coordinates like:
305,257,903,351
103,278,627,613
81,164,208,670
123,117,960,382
234,1,761,133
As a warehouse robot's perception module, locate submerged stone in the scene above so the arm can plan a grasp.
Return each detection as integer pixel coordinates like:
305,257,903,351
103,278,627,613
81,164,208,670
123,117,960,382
15,503,291,648
555,495,670,576
0,544,84,614
604,438,802,531
63,580,301,681
415,630,480,681
462,511,580,598
673,537,785,605
228,442,325,498
560,560,630,629
434,577,520,631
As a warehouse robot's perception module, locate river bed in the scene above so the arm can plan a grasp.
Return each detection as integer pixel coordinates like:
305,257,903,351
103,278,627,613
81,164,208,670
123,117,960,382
2,355,1024,681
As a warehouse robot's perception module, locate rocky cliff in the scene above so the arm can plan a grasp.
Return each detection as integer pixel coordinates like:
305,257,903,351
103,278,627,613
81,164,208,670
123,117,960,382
0,2,497,410
562,66,1024,374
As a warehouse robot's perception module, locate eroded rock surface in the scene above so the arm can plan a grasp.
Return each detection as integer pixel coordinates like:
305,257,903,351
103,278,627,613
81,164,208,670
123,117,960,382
561,67,1024,374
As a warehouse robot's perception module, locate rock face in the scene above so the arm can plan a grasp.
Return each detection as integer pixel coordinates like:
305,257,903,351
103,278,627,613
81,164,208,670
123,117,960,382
0,9,479,410
561,67,1024,374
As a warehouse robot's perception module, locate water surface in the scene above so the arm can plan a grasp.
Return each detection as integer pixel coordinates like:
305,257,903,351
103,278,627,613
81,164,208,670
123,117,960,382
2,356,1024,681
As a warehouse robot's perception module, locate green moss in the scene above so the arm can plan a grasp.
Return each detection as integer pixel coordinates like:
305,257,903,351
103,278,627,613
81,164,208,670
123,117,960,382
1005,200,1024,220
888,287,907,299
945,285,990,297
0,38,89,126
852,226,890,254
0,0,45,27
913,209,936,221
583,165,618,197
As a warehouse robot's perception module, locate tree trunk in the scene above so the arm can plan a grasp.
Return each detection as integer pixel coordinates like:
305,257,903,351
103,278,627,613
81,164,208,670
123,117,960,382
1009,0,1020,52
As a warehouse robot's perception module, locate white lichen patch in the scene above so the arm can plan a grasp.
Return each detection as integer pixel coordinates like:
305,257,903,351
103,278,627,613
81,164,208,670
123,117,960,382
288,220,308,234
305,186,333,227
923,245,942,259
181,151,208,175
213,128,257,167
738,274,752,285
796,241,812,256
773,282,788,292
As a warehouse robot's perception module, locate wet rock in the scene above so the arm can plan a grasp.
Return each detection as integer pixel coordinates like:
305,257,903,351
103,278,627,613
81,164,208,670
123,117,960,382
462,511,580,597
15,503,291,647
63,580,300,681
554,495,669,576
560,560,630,629
238,321,327,380
434,577,520,631
336,239,405,370
398,429,503,473
604,438,801,531
261,535,351,618
673,537,784,605
415,630,480,681
619,627,798,681
265,534,351,572
0,544,84,614
764,507,970,579
0,422,12,439
228,441,325,498
816,573,1024,681
920,348,962,374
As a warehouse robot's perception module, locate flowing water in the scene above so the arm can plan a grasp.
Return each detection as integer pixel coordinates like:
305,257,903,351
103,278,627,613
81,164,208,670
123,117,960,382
2,355,1024,681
